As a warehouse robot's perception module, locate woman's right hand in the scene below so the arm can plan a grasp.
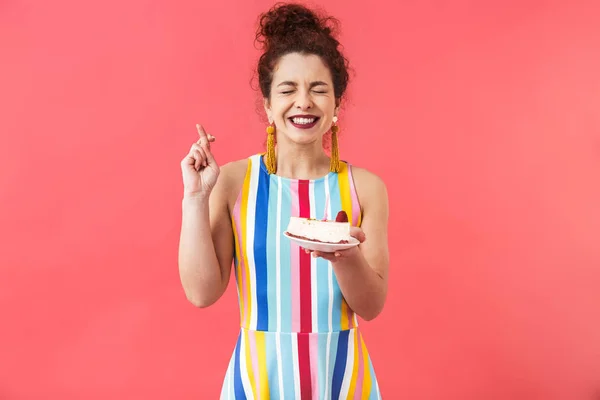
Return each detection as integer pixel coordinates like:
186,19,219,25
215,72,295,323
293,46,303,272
180,124,219,198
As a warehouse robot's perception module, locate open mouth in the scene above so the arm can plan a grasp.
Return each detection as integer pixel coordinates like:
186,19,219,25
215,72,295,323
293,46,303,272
288,116,320,129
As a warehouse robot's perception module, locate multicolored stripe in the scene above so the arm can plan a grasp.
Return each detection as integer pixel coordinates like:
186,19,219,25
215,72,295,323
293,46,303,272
220,329,382,399
231,154,361,333
223,154,381,399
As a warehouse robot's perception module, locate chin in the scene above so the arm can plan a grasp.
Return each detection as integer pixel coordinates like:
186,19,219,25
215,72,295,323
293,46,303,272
286,132,322,145
283,125,326,144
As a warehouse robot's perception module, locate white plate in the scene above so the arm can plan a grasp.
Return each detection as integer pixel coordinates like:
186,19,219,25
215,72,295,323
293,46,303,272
283,231,360,252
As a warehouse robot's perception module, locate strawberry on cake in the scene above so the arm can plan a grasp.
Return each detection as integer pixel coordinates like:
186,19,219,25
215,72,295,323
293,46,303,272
285,211,351,244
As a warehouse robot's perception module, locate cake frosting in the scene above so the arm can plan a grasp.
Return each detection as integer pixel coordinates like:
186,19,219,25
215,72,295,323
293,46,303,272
285,211,351,244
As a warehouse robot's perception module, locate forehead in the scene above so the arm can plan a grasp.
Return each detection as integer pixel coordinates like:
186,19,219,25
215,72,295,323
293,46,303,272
272,52,332,84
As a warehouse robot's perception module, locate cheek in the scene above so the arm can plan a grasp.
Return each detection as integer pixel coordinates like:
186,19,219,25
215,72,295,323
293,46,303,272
318,99,336,114
272,103,292,119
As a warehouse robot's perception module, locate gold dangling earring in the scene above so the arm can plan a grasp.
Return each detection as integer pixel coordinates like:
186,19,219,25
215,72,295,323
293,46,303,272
265,121,277,174
330,116,340,173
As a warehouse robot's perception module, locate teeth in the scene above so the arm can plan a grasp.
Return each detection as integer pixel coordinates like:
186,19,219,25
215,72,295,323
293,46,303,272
292,117,316,125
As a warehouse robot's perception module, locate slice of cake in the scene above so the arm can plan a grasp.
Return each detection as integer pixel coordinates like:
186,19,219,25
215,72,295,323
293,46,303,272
285,211,351,244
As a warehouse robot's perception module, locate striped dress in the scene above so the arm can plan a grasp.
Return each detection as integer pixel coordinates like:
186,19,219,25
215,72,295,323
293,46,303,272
220,154,382,399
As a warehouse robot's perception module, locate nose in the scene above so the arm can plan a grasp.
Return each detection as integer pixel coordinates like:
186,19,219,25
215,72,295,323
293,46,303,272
295,90,313,110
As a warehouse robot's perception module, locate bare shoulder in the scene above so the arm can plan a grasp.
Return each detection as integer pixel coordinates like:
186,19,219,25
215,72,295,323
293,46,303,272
213,158,250,211
219,158,249,185
350,165,389,211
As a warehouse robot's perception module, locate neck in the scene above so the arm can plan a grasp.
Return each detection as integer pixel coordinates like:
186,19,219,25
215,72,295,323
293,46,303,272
273,140,331,180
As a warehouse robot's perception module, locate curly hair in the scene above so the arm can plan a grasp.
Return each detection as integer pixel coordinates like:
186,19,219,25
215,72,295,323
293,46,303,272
255,3,350,102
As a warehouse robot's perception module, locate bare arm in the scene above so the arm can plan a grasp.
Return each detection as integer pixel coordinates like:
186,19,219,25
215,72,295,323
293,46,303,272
177,125,243,308
312,168,390,320
178,168,234,307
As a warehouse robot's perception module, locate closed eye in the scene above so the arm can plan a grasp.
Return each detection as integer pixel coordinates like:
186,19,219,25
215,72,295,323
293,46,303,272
280,90,327,94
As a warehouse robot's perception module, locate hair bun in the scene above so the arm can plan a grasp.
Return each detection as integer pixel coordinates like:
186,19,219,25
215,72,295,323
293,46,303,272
254,3,349,102
257,3,332,47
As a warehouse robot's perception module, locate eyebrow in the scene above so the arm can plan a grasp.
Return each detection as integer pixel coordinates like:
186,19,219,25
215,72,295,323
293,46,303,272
276,81,329,88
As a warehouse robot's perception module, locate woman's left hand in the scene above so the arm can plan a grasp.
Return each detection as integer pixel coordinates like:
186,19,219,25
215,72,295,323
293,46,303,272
304,226,366,263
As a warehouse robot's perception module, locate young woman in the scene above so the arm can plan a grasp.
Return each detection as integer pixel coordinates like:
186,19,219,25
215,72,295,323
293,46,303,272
178,3,389,398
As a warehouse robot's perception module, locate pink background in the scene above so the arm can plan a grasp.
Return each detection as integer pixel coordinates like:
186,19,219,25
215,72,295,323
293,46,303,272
1,0,599,399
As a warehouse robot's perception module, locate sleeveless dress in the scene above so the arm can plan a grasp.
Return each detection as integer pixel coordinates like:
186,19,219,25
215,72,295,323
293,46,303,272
220,154,382,400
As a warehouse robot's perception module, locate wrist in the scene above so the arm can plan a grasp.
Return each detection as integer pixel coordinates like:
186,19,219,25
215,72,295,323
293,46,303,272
182,192,210,206
332,248,364,267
